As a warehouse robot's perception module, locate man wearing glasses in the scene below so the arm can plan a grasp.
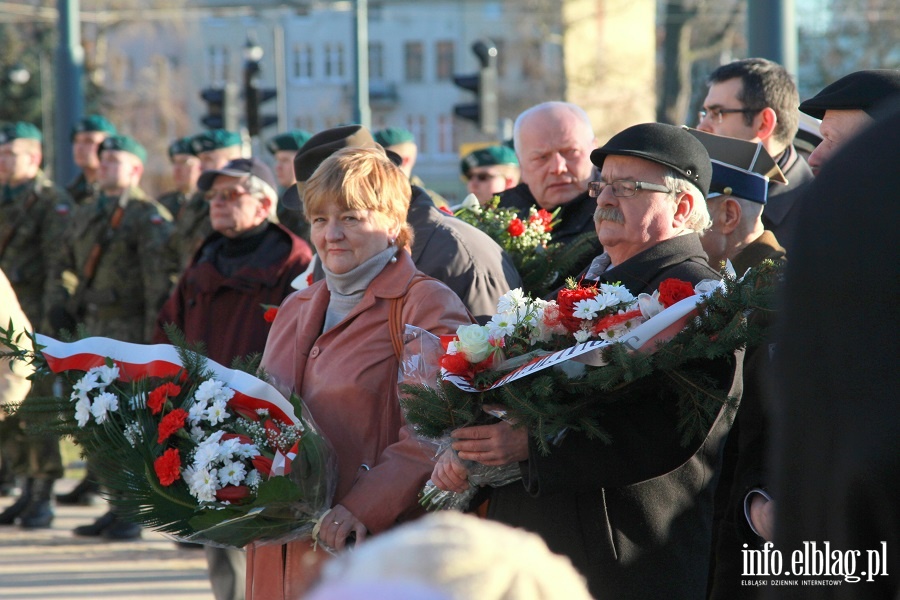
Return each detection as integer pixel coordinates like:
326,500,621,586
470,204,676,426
434,123,742,599
698,58,813,251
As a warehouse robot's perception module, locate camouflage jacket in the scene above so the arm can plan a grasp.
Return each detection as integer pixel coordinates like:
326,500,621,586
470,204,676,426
0,172,73,331
66,171,101,206
157,189,191,219
166,190,212,272
61,187,176,343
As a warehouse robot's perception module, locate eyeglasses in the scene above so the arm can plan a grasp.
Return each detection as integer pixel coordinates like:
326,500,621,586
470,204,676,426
588,180,672,198
468,172,504,183
204,185,249,203
698,106,763,124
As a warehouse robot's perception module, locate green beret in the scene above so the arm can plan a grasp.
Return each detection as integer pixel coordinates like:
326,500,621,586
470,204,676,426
99,134,147,164
266,129,313,155
191,129,242,154
168,136,197,159
0,122,42,144
460,145,519,176
71,114,117,140
373,127,415,147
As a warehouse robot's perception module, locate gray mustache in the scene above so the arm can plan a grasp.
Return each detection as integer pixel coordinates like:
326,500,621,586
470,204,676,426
594,206,625,224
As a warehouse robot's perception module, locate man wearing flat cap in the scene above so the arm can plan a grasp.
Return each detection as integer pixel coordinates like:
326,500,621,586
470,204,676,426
66,114,117,205
157,136,201,218
266,129,313,242
460,145,520,206
60,134,177,540
435,123,743,599
800,69,900,176
0,122,73,529
286,124,521,324
168,129,245,271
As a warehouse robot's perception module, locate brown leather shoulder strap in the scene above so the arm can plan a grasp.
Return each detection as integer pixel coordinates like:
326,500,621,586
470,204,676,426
389,273,432,362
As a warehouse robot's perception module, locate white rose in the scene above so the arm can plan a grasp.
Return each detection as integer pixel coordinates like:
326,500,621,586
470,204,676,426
456,324,493,363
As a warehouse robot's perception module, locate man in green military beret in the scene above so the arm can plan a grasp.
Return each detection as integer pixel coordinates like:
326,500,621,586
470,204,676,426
460,145,521,206
374,126,449,208
0,122,74,529
168,129,245,270
266,129,313,242
66,114,117,205
157,136,201,218
61,134,177,540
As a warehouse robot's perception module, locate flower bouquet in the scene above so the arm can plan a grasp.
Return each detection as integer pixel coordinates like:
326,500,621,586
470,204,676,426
400,261,782,509
0,329,336,548
453,194,599,297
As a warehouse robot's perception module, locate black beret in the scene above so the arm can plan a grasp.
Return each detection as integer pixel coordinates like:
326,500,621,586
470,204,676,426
196,157,278,193
590,123,711,199
799,69,900,120
293,125,381,184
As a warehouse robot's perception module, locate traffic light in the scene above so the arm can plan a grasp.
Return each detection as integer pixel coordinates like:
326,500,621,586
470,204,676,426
244,47,278,137
452,40,499,136
199,84,238,130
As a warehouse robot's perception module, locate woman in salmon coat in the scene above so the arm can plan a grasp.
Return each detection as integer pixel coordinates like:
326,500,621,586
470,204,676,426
245,147,473,599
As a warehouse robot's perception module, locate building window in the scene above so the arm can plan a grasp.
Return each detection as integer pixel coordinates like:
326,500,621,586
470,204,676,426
369,41,384,81
292,43,314,81
324,43,345,81
436,40,454,81
404,41,424,82
437,114,454,155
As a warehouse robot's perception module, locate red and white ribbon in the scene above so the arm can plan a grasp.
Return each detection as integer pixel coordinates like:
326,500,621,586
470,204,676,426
34,334,299,425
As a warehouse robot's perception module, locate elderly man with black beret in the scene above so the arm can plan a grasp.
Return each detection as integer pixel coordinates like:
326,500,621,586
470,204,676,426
800,69,900,176
434,123,744,599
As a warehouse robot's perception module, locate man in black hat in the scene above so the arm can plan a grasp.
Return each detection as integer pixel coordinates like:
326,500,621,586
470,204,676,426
800,69,900,176
436,123,743,599
286,125,522,324
699,58,814,250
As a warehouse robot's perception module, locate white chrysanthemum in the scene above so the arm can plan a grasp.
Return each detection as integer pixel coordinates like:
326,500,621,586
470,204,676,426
189,425,206,443
573,329,591,343
90,391,119,424
74,397,92,427
187,400,207,426
218,437,243,460
73,371,101,395
572,298,600,320
234,443,259,460
92,364,120,387
496,288,526,314
218,461,247,487
194,379,233,404
487,312,518,338
193,440,222,471
204,398,229,426
185,467,219,503
70,388,89,404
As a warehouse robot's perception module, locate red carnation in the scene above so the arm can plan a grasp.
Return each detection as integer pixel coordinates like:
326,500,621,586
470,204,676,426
556,286,598,332
154,448,182,486
157,408,189,444
507,218,526,237
263,307,278,323
440,352,474,378
215,485,251,503
658,278,695,307
148,382,182,415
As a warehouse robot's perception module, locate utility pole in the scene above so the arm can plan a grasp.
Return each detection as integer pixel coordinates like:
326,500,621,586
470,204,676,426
55,0,84,183
352,0,370,128
748,0,797,75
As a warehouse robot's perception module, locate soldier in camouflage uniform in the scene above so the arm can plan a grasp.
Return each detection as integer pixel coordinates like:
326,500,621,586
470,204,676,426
65,115,117,206
0,122,73,529
266,128,312,243
157,136,201,217
167,129,244,271
61,134,177,540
